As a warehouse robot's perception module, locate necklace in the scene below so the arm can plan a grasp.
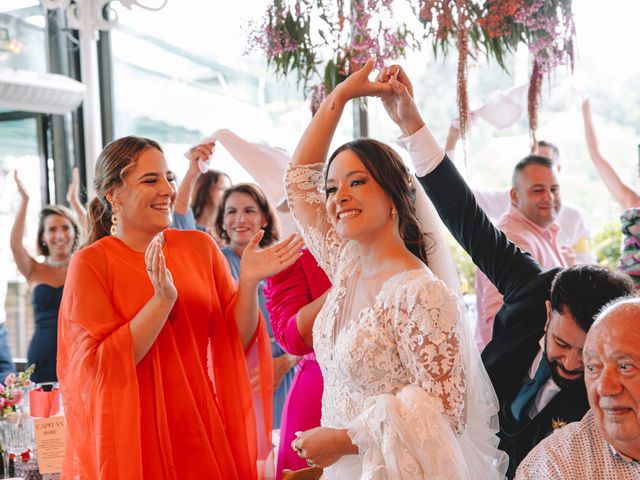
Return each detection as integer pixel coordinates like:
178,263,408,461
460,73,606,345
46,257,71,268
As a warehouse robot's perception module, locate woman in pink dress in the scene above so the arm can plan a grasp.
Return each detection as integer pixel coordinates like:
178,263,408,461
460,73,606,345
264,249,330,477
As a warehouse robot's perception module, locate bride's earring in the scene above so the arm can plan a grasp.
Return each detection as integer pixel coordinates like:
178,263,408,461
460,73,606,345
390,207,397,217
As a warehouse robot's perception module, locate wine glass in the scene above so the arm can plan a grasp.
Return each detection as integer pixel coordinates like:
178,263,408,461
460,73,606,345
0,414,35,479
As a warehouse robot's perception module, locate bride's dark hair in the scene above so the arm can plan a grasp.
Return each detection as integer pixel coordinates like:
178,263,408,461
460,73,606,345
326,138,429,266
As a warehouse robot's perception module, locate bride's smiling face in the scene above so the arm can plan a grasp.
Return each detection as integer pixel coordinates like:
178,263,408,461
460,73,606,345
325,149,395,241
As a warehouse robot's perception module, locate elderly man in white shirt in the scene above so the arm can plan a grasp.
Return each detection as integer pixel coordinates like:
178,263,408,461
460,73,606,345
516,297,640,479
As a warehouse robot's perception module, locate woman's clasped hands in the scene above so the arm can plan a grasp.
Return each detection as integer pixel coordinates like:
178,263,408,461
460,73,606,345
144,233,177,304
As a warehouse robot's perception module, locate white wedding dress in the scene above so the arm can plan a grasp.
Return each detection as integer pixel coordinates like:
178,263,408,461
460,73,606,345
286,162,507,479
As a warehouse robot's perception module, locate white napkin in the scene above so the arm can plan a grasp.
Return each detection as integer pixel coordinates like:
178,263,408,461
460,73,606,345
206,129,291,210
473,84,528,130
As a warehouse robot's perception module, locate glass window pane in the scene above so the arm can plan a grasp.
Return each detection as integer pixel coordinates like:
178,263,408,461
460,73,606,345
0,1,46,73
109,0,353,184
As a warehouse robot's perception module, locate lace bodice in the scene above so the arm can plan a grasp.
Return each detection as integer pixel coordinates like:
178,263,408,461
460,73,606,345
285,162,466,435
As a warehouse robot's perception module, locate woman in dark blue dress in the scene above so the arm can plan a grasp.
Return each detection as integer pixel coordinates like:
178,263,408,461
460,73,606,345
10,171,81,383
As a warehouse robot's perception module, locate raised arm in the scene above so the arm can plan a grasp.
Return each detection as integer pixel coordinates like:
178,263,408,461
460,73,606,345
175,142,214,216
442,116,511,220
443,115,478,158
376,65,425,140
438,114,512,220
444,122,461,157
377,65,542,300
66,167,87,229
10,171,37,279
292,60,390,166
582,99,640,210
289,60,391,222
286,60,391,278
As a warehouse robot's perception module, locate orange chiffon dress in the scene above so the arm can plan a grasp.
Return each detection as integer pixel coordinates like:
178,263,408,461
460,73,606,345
57,229,273,479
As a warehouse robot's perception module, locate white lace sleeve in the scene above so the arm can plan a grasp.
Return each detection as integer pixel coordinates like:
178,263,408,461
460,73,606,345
284,162,347,281
390,274,466,433
340,277,471,479
347,385,470,479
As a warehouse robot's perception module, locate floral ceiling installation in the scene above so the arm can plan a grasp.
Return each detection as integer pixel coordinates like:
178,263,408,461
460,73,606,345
247,0,419,113
248,0,575,141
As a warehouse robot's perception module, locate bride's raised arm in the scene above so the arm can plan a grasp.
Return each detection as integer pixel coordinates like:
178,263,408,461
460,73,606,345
285,60,391,278
290,59,391,171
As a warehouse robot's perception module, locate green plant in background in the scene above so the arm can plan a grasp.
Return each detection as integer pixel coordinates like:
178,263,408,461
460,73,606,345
447,233,476,294
593,221,622,270
449,220,624,293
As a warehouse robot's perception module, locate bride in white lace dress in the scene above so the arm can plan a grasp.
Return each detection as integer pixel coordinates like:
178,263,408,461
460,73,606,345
287,60,507,479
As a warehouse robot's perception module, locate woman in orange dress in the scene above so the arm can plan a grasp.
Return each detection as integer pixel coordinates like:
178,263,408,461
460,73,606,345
57,136,302,479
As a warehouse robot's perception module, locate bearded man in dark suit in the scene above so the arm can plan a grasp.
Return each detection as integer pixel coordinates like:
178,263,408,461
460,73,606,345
374,64,636,477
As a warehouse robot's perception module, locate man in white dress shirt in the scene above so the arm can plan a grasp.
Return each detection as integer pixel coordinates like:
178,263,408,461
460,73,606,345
516,297,640,479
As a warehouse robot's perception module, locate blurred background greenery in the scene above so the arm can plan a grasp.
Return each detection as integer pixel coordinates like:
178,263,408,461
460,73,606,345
450,222,624,295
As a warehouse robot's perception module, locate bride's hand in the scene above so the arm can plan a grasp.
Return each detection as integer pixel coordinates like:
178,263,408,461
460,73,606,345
292,427,357,468
376,64,425,136
334,59,392,103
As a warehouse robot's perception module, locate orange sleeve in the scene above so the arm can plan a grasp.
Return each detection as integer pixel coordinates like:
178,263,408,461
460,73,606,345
57,247,142,480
